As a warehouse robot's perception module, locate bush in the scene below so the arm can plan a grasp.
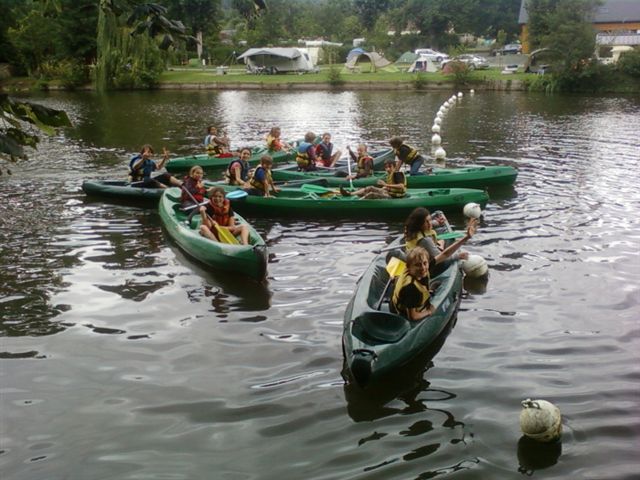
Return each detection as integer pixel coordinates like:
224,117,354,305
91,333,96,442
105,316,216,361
617,50,640,78
59,61,90,90
412,73,427,89
327,66,344,86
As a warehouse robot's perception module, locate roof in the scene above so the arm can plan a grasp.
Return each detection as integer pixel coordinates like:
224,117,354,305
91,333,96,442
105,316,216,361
519,0,640,24
596,33,640,45
237,48,302,60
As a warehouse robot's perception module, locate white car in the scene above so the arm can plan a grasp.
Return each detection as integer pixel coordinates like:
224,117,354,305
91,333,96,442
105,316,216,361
414,48,449,63
442,54,490,70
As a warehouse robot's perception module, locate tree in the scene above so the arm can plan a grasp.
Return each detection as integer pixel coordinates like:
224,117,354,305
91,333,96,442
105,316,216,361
526,0,601,70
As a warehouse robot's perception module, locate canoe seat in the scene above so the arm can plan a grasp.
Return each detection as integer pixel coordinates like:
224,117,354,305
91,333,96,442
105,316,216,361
354,312,410,343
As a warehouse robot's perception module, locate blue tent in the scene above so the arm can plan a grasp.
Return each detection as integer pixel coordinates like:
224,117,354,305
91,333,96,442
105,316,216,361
346,47,366,61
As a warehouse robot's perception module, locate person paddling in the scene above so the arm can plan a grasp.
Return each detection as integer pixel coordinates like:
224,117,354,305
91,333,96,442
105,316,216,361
200,187,249,245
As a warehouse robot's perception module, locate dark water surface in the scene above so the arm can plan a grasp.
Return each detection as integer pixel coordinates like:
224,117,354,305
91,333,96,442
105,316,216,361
1,90,639,480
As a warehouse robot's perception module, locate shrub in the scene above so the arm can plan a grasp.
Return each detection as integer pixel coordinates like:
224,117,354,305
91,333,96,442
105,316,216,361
327,66,344,86
617,50,640,78
412,73,427,89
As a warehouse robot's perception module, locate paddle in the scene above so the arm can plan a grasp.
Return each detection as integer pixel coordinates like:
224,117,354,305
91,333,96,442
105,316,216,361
300,183,339,195
375,257,406,310
214,224,240,244
372,231,465,254
346,147,355,190
226,190,249,200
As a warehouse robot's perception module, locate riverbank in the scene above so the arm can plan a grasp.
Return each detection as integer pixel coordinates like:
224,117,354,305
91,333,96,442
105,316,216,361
2,66,638,93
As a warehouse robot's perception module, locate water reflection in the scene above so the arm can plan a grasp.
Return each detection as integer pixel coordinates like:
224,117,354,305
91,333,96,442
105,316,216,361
517,436,562,475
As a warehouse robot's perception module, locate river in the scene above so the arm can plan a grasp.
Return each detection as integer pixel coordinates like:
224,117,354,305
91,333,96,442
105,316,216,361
1,90,639,480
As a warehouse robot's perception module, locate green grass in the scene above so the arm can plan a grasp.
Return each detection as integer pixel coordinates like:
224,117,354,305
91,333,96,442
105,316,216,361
159,66,533,86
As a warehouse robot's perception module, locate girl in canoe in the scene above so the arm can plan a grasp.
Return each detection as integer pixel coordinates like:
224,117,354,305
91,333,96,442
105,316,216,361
296,131,318,172
226,147,252,188
315,132,341,168
181,165,208,208
246,155,279,197
129,144,182,189
389,137,425,176
404,207,469,276
265,126,292,152
391,220,476,322
200,187,249,245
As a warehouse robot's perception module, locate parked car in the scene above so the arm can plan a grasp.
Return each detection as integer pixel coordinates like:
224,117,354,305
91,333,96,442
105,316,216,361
493,43,522,56
414,48,450,63
441,54,490,70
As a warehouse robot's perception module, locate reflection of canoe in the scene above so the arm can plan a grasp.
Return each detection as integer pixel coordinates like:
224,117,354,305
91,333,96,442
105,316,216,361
222,184,489,218
342,237,463,387
82,180,163,202
165,146,294,174
272,164,517,189
158,188,268,281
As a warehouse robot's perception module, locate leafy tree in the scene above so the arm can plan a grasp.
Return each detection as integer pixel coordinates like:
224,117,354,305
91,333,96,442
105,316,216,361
354,0,390,31
7,8,60,76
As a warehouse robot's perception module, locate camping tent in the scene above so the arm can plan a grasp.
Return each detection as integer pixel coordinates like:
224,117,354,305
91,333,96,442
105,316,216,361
344,51,397,73
346,47,366,62
408,56,438,73
237,48,317,73
395,51,419,66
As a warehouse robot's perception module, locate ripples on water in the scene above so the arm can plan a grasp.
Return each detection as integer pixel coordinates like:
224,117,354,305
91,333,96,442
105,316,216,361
1,91,639,480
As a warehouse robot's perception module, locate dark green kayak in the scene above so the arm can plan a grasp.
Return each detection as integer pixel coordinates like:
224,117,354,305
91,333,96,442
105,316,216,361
342,237,463,387
82,179,164,202
221,184,489,218
165,146,295,174
272,164,517,190
158,188,268,281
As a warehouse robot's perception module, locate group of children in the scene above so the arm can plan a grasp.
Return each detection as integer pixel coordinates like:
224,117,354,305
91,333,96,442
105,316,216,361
126,129,467,322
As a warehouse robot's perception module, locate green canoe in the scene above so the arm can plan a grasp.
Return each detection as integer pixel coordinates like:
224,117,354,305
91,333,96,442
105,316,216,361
165,146,295,174
342,237,463,386
271,164,517,190
221,184,489,219
82,179,164,203
158,188,268,281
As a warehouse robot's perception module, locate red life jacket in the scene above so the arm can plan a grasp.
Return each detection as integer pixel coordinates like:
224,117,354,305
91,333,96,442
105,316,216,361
209,198,232,226
181,176,206,204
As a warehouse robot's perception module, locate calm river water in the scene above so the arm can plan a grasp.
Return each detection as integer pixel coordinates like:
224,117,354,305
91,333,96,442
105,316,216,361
1,89,639,480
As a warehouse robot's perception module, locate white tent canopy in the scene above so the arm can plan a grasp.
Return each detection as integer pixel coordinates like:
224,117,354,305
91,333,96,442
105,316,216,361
237,48,317,73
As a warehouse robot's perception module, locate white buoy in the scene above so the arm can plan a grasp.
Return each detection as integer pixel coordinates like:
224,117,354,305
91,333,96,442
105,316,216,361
458,92,463,98
431,133,441,145
431,124,441,133
470,89,475,95
463,202,482,219
434,117,442,126
444,101,450,108
461,254,488,278
520,399,562,443
434,147,446,160
450,95,457,102
436,111,443,119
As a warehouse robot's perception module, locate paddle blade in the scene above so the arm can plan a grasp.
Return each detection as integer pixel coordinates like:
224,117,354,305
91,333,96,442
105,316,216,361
437,231,465,241
215,225,240,244
300,183,335,195
226,190,248,200
386,257,406,278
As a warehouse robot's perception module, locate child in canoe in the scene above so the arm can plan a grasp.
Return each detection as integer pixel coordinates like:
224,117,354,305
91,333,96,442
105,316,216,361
389,137,426,176
129,144,182,188
296,131,318,172
200,187,249,245
204,126,230,156
391,221,476,322
315,132,341,168
265,126,292,152
246,155,279,197
340,158,406,199
345,144,374,180
225,147,252,188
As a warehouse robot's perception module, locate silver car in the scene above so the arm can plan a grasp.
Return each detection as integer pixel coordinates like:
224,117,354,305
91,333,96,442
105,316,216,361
414,48,450,63
442,54,489,70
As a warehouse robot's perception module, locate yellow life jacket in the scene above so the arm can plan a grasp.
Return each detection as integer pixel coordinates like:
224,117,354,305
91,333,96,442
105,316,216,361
357,154,373,176
386,171,406,197
249,166,272,192
391,270,431,318
405,230,438,252
266,134,282,151
395,144,419,164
